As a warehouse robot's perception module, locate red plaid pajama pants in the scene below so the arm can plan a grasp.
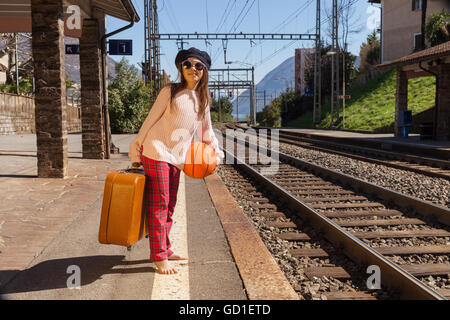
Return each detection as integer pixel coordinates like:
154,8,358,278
140,146,181,262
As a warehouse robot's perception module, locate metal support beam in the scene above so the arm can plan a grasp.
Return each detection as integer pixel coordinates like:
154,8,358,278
313,0,321,125
330,0,340,128
155,33,317,41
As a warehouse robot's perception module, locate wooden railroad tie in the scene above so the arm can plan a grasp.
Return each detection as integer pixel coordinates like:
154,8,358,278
289,245,450,258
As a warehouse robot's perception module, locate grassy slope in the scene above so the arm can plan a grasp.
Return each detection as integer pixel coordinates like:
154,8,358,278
288,69,436,131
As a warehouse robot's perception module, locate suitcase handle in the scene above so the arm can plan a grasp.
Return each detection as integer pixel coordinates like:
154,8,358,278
121,167,145,174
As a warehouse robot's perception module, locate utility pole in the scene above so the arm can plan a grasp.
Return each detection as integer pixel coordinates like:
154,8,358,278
145,0,162,91
342,43,346,129
313,0,322,126
153,0,162,91
236,87,239,121
255,88,258,113
330,0,340,128
251,66,255,125
144,0,149,84
15,33,19,94
218,78,222,122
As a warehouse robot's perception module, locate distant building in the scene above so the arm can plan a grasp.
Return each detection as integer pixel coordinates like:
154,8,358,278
0,49,8,84
294,48,314,95
369,0,450,63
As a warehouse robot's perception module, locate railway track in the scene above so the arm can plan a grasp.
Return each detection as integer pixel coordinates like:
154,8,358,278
214,123,450,300
229,124,450,181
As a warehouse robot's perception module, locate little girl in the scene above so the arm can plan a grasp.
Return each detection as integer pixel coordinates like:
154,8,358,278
129,47,225,274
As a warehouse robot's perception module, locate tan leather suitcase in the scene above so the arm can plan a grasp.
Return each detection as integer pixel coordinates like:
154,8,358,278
99,168,148,248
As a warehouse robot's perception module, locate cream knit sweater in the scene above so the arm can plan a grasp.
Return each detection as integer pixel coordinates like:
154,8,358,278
129,85,225,171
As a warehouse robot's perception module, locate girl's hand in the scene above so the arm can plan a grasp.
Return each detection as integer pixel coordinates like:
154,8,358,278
131,162,142,168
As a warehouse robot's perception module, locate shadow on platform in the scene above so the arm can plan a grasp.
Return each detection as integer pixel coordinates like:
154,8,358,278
0,255,155,297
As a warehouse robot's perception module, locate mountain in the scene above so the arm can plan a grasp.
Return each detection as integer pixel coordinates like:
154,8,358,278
232,56,296,118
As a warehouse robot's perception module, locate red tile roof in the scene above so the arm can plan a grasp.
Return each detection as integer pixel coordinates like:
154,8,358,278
377,41,450,69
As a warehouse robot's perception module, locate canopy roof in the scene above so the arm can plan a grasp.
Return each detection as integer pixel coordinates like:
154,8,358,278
377,41,450,70
0,0,139,33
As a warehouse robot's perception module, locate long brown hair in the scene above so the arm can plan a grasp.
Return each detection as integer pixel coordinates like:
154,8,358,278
169,63,210,122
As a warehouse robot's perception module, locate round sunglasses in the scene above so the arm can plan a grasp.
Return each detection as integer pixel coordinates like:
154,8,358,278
181,60,205,71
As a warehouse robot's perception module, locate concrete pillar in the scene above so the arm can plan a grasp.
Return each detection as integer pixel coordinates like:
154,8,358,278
435,63,450,141
79,18,105,159
394,68,408,137
31,0,68,178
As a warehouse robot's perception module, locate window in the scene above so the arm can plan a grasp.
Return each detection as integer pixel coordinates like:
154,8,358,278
414,33,423,50
412,0,422,11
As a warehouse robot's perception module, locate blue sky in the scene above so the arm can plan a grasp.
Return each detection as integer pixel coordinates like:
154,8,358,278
106,0,380,84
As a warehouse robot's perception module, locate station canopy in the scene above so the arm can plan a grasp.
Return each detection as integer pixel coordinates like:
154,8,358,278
0,0,139,35
377,40,450,73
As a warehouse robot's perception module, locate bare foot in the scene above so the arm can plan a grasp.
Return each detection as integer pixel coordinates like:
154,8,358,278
154,260,178,274
168,253,188,261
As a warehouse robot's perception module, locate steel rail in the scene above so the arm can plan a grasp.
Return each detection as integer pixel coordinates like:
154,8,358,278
220,130,447,300
251,129,450,180
278,131,450,170
238,124,450,168
275,134,450,180
229,126,450,226
228,123,450,181
248,125,450,162
274,148,450,226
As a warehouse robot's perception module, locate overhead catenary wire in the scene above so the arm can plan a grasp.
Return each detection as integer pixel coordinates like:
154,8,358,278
254,0,361,69
215,0,235,33
213,0,255,62
155,0,357,104
243,0,314,63
164,0,182,33
212,0,251,63
230,0,257,34
227,0,250,34
205,0,210,34
211,0,240,62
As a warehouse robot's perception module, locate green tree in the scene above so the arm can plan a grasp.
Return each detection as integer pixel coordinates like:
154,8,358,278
108,57,154,133
305,40,356,99
211,96,234,122
65,73,76,91
256,89,294,127
359,30,380,74
425,10,450,47
0,78,33,95
257,102,281,127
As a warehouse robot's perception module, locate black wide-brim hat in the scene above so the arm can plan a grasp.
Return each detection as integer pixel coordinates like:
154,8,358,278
175,47,211,70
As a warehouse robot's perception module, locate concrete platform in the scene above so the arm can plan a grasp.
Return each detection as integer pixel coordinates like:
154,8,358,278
0,133,249,299
0,133,298,300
